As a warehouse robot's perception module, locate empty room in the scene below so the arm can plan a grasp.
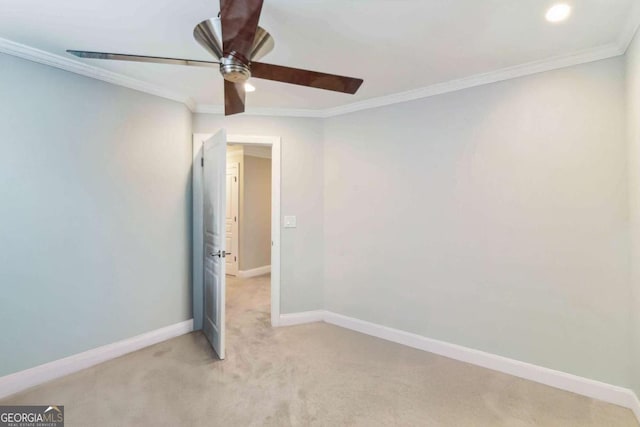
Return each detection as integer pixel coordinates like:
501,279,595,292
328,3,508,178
1,0,640,425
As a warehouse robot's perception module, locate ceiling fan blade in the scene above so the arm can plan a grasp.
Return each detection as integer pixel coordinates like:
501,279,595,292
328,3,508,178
224,80,246,116
219,0,264,63
251,62,363,94
67,50,220,67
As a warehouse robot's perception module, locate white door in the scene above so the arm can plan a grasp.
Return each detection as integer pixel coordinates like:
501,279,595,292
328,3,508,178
202,130,227,359
226,163,239,276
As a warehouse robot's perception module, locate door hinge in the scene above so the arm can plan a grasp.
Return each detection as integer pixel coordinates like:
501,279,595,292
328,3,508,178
234,256,237,262
234,216,237,222
201,157,204,167
235,176,237,182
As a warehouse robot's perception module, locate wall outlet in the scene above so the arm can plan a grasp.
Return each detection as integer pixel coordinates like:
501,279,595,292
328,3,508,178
284,216,297,228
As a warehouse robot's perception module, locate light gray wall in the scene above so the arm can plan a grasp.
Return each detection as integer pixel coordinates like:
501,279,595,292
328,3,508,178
192,114,324,313
323,57,631,387
2,45,635,393
0,54,193,376
626,28,640,396
241,155,272,271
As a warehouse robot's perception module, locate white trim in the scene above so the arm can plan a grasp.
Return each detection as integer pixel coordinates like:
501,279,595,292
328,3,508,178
617,0,640,53
278,310,326,326
0,37,196,111
194,104,324,118
320,43,623,117
193,133,282,329
322,312,637,410
275,310,639,421
242,145,272,159
1,35,633,119
196,44,625,118
630,391,640,423
237,265,271,278
228,134,282,145
0,319,193,400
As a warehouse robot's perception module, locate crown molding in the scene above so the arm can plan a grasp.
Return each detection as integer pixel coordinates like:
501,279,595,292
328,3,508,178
195,42,627,118
183,97,197,112
320,43,624,118
0,34,632,119
618,0,640,54
0,37,196,111
193,103,324,118
192,104,223,114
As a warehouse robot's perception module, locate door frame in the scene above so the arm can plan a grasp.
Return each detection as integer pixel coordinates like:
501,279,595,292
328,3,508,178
193,133,282,328
226,161,240,276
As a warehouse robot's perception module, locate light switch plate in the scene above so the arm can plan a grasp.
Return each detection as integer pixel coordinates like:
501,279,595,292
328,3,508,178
284,216,297,228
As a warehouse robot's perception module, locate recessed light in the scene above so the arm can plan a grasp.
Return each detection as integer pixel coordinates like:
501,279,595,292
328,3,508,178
244,82,256,92
546,3,571,23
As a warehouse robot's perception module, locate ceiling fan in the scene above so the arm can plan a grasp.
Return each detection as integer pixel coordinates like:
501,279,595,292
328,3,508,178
67,0,364,115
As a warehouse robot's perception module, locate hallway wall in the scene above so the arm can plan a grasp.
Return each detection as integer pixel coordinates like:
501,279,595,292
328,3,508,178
241,154,272,271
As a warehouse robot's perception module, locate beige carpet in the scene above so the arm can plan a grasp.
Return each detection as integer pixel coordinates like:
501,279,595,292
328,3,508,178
2,274,637,426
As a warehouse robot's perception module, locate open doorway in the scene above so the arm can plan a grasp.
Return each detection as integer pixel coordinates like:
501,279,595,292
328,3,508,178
225,143,273,342
225,144,273,279
192,133,281,360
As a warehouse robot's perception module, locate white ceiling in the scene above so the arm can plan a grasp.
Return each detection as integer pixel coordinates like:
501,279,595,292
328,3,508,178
0,0,638,112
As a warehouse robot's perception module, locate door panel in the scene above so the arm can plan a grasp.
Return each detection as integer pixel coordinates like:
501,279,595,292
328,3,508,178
202,130,227,360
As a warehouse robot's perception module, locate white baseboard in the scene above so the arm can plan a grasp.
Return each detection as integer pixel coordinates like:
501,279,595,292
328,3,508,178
278,310,325,327
631,391,640,422
0,319,194,400
3,313,637,423
237,265,271,279
277,310,639,421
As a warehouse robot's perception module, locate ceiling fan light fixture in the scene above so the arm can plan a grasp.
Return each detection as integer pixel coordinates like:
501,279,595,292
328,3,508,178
546,3,571,23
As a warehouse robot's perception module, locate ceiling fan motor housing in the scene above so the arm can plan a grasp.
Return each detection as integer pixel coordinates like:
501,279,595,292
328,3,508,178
220,56,251,82
194,17,275,83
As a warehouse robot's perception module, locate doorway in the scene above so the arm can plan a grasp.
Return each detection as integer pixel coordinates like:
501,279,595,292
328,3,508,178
192,133,282,359
225,144,273,279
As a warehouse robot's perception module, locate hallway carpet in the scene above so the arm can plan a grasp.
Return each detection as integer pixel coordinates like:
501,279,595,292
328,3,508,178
2,274,637,426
